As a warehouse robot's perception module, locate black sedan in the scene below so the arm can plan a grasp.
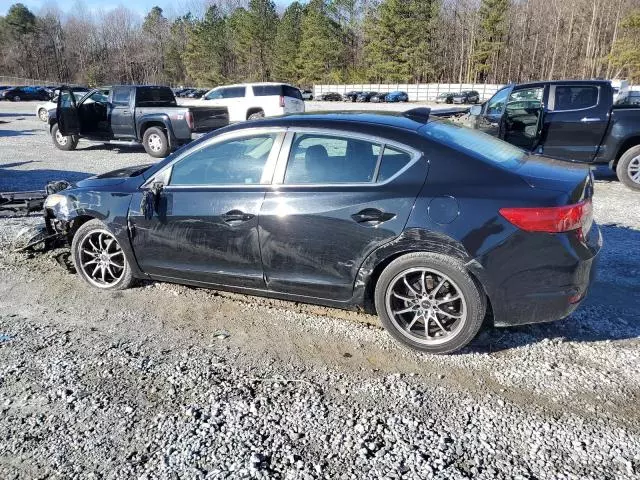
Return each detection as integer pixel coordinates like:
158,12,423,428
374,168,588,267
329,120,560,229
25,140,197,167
343,91,363,102
42,110,601,354
0,86,51,101
370,92,388,103
356,91,378,102
318,92,342,101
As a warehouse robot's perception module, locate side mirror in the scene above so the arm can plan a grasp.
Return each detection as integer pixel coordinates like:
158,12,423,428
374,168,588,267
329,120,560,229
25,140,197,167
469,104,482,116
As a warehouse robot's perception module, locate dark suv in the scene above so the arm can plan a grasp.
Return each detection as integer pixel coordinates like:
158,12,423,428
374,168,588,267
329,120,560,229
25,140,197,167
43,109,601,354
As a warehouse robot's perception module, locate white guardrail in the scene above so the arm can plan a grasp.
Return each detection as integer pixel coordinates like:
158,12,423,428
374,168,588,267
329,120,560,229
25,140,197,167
313,83,506,102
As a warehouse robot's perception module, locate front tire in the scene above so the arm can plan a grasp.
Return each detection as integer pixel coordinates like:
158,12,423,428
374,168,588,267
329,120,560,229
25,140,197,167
72,219,135,291
12,95,21,102
143,126,169,158
374,252,486,354
616,145,640,191
51,124,78,151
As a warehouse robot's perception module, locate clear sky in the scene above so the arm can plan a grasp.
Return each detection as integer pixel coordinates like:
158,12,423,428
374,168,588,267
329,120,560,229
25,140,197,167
0,0,294,17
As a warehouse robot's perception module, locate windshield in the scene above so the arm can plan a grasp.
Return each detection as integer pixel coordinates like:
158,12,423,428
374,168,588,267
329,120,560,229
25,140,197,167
421,120,526,169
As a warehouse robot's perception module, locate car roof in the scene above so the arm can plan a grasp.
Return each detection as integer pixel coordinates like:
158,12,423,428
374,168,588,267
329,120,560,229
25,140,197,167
209,82,296,89
509,79,611,89
227,111,429,133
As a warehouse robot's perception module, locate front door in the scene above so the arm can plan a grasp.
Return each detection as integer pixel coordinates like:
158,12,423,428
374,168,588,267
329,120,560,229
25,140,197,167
129,130,284,288
56,87,80,135
539,84,610,163
259,131,428,301
502,85,546,151
475,86,511,137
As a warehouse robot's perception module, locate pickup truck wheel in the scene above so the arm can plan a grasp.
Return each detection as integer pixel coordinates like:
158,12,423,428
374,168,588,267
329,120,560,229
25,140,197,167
616,146,640,191
38,108,48,122
51,124,78,151
143,127,169,158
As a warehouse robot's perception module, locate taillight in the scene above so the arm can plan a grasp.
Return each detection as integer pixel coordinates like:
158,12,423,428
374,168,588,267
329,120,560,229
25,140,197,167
499,199,593,234
279,95,285,108
185,111,194,129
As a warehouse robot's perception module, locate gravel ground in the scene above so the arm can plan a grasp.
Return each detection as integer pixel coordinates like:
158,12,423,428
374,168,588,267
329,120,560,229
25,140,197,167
0,101,639,479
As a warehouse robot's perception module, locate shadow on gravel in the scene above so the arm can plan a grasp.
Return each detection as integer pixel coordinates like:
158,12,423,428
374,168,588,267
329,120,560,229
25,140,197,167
0,112,31,118
0,129,36,137
0,163,92,191
468,224,640,353
77,143,145,154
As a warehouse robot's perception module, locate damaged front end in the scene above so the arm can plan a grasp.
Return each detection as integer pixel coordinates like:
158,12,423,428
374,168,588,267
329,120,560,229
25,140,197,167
10,180,72,252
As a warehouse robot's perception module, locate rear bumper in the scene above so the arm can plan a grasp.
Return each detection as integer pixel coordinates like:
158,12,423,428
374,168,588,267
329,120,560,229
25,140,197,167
469,224,602,327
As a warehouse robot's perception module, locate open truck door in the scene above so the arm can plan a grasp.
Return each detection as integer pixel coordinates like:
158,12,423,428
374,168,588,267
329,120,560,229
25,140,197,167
501,84,546,152
56,87,80,136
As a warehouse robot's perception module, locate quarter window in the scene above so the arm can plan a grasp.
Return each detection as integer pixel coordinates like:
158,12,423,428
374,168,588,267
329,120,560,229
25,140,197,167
169,134,276,186
284,134,382,184
377,146,412,182
554,86,598,110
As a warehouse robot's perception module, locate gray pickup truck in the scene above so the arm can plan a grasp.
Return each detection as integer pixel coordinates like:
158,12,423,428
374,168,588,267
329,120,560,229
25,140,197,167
50,85,229,158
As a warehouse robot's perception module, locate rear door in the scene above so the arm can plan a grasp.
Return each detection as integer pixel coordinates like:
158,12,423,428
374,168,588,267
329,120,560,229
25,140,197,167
110,86,135,139
259,129,427,301
56,87,80,135
539,84,610,163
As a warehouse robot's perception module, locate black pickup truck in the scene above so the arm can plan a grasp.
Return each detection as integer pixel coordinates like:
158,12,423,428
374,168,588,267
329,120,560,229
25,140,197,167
50,85,229,158
468,80,640,190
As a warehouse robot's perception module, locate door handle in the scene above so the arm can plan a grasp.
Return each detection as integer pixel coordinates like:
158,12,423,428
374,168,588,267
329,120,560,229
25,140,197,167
351,209,395,224
121,110,131,115
580,117,601,123
221,210,254,223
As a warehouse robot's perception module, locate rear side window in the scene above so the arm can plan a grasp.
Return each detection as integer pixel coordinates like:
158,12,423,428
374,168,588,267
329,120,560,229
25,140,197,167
170,134,276,185
554,86,598,111
253,85,281,96
136,87,176,106
283,85,302,100
377,146,412,182
284,134,381,184
113,89,130,106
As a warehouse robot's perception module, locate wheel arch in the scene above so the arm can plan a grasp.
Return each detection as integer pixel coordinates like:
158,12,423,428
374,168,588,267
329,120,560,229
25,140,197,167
613,136,640,168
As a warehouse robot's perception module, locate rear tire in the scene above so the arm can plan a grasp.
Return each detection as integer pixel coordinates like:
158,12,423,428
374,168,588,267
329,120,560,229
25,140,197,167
51,124,78,151
72,219,135,291
12,95,21,102
616,145,640,191
374,252,486,354
143,126,169,158
247,110,265,120
38,108,48,122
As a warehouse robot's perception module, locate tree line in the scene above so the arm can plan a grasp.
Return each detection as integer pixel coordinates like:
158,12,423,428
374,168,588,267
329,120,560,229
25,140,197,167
2,0,640,88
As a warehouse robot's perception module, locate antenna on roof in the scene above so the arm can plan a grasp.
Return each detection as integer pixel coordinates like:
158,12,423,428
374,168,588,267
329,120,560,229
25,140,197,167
402,107,431,123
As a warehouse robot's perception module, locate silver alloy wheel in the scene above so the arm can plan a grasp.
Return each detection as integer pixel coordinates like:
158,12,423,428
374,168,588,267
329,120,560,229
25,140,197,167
55,130,68,146
78,229,125,288
627,156,640,184
13,95,21,101
147,133,163,152
38,108,48,121
385,267,467,346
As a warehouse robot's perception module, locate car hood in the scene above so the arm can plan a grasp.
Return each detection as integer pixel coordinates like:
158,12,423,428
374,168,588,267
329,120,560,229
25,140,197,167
75,164,153,188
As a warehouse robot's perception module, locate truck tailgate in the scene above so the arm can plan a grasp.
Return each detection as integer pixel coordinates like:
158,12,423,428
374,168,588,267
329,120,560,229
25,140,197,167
189,106,229,133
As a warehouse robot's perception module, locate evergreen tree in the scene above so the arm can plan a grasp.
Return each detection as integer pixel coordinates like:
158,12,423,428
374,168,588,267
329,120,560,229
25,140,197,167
473,0,509,82
184,5,229,86
297,0,346,84
609,10,640,82
166,14,194,85
273,1,303,84
246,0,278,81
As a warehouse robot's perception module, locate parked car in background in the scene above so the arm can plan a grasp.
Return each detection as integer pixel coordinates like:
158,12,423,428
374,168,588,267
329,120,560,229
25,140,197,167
343,91,363,102
370,92,388,103
200,82,305,122
386,91,409,103
187,89,209,99
0,86,50,101
176,88,196,98
42,108,601,354
317,92,343,101
36,89,89,122
51,85,229,158
356,91,378,102
435,92,455,104
452,90,480,104
301,89,314,100
468,79,640,190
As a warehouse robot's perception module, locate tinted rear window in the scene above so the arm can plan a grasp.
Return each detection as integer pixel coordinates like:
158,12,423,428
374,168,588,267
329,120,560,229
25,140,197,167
421,121,525,168
136,87,177,106
253,85,302,100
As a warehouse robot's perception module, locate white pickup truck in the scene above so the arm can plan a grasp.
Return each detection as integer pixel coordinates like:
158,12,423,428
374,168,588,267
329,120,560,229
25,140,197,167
197,82,305,122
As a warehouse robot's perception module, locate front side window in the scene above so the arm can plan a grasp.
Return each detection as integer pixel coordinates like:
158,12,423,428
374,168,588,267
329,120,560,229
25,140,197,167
554,86,598,111
284,134,382,184
485,87,510,115
170,134,276,186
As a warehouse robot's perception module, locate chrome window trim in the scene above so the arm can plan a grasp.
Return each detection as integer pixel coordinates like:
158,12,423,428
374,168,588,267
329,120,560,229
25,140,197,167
143,127,287,189
272,127,423,187
548,84,600,112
